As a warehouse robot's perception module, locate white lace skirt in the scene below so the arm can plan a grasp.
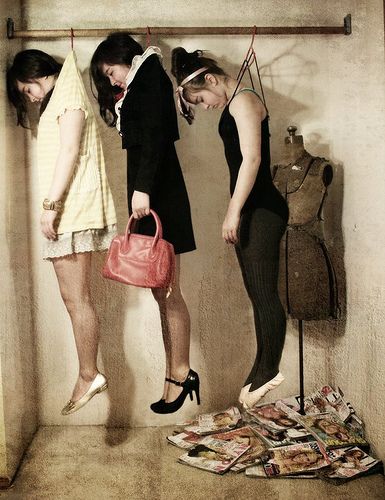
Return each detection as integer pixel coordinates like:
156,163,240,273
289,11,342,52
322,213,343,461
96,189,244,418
42,224,117,260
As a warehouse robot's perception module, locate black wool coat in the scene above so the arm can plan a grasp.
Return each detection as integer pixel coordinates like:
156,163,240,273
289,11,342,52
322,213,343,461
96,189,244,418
119,54,196,254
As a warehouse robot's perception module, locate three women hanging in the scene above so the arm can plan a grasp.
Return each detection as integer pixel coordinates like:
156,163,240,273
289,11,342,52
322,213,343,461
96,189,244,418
7,34,288,415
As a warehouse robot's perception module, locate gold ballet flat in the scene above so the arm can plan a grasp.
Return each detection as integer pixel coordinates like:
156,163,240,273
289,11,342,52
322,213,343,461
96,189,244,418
61,373,108,416
242,372,285,409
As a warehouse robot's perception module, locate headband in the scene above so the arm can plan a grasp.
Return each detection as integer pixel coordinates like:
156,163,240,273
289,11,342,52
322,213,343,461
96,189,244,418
175,66,209,124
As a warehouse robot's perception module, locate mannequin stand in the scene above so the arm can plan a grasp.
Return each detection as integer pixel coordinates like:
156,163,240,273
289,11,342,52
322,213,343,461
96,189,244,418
298,320,305,414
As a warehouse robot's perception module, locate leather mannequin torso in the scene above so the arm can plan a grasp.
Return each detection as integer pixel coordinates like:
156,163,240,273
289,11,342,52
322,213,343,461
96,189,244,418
273,127,338,320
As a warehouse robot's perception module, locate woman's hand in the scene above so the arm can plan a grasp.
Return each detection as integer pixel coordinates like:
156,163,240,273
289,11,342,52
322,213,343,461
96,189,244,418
132,190,150,219
222,208,240,244
40,210,58,240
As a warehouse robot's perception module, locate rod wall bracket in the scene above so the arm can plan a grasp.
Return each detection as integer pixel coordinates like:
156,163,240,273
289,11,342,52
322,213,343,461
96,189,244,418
7,17,15,39
344,14,352,35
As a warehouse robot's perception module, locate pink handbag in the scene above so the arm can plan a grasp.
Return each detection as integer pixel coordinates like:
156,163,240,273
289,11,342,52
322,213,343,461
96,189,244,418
102,210,175,289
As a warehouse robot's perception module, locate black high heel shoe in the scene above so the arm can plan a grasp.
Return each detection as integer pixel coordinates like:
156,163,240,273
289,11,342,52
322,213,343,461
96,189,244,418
150,377,170,412
151,369,200,414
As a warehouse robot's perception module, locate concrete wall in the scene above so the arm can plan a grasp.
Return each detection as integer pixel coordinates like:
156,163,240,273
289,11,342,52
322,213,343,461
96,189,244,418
0,0,38,485
10,0,385,463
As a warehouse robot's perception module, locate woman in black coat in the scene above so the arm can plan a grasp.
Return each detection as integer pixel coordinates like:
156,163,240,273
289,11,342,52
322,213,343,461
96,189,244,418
91,33,199,414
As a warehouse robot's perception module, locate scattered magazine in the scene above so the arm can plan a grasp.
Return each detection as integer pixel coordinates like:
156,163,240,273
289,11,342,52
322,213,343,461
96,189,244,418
245,463,318,479
346,413,365,438
297,412,369,449
212,426,268,472
274,400,312,439
278,395,302,413
169,386,382,484
303,386,352,421
167,431,203,450
318,446,383,484
286,427,313,440
262,441,331,476
184,407,241,435
178,436,249,474
246,403,298,434
251,424,293,448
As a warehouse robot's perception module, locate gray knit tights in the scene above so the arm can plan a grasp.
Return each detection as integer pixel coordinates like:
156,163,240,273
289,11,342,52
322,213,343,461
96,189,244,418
235,208,287,391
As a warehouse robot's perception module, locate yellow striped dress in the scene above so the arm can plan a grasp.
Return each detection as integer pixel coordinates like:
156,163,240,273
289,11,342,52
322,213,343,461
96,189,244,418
37,51,117,260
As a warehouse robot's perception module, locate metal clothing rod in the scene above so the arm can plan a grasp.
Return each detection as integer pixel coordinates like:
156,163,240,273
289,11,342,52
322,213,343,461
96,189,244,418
7,15,352,39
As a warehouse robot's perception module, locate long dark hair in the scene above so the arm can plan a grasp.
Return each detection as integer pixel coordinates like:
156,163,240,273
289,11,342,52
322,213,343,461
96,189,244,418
171,47,226,88
90,32,144,126
6,49,62,128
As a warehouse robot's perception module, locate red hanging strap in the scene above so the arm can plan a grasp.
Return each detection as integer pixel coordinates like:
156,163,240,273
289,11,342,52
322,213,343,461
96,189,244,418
235,25,267,109
146,26,151,47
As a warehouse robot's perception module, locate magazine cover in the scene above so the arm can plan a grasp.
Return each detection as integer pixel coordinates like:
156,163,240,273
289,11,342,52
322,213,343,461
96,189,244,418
212,426,268,472
184,407,242,435
278,395,301,413
247,403,298,434
318,446,383,484
303,386,351,421
166,431,203,450
346,413,366,438
246,463,318,479
262,441,331,476
297,412,369,449
178,436,250,474
274,400,311,439
245,463,270,478
286,427,313,440
251,424,293,448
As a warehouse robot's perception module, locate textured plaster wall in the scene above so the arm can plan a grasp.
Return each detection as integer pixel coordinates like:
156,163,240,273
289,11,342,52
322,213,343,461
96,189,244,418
17,0,385,462
0,0,38,484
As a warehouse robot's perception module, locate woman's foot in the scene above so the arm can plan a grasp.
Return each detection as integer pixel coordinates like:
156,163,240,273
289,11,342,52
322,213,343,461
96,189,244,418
150,378,170,412
242,372,285,409
61,372,108,416
71,372,99,401
151,369,200,414
150,373,185,413
238,383,251,405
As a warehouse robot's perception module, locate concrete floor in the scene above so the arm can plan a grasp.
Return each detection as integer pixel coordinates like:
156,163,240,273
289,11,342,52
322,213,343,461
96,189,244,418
0,426,384,500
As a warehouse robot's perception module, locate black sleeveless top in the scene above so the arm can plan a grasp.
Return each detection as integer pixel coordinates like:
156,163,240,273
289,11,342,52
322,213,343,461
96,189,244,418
218,89,288,221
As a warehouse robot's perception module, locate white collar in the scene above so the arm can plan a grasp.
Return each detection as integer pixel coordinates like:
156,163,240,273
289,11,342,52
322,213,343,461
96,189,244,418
125,46,162,88
115,46,163,133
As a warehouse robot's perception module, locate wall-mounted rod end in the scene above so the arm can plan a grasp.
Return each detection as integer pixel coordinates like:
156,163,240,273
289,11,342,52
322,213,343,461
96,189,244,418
7,17,15,39
344,14,352,35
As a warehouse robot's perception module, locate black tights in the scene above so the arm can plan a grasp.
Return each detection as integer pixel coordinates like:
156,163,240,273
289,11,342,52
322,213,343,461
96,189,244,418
235,208,287,391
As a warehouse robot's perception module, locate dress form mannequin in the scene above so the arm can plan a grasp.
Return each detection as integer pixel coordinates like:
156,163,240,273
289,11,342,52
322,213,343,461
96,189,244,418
273,126,338,413
273,126,337,321
281,125,307,164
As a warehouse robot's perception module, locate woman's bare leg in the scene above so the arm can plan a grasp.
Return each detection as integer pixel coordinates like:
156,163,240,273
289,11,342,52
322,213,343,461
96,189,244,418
152,255,191,402
52,252,99,401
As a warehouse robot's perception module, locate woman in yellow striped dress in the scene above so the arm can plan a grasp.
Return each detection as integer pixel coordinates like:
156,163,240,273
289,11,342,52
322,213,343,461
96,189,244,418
7,50,117,415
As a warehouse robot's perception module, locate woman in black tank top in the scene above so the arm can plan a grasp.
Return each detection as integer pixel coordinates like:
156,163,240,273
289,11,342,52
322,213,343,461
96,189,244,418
172,48,288,409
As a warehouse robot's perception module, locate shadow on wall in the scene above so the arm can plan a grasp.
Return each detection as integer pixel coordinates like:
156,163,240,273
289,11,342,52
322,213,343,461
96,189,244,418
257,43,347,389
91,253,136,444
4,61,39,475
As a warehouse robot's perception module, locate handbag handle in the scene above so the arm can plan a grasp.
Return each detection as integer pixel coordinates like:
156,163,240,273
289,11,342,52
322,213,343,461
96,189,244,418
124,209,163,251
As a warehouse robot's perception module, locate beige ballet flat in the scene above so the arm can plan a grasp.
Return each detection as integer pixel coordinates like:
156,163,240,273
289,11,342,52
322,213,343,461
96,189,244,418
238,383,251,405
61,373,108,416
242,372,285,409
